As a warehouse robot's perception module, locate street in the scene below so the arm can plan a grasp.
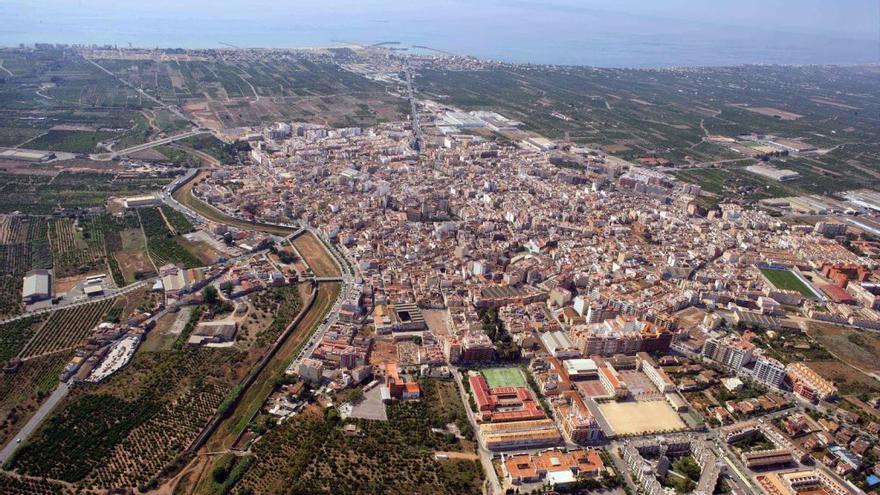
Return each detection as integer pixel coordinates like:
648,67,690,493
450,367,503,495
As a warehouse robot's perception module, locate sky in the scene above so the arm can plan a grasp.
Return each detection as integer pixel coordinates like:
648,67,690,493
1,0,877,66
5,0,878,40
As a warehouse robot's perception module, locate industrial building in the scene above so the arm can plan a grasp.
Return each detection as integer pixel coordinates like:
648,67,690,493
22,269,52,303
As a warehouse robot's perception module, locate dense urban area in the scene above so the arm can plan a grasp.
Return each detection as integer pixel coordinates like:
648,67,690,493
0,42,879,495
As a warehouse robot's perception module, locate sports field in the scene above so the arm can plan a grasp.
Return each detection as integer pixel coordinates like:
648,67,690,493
760,268,815,297
598,401,686,436
481,367,527,388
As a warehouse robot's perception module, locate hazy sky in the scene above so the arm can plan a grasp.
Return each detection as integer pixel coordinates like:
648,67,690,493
2,0,877,66
5,0,878,40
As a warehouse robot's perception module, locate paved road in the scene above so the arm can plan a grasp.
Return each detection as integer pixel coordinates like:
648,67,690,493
403,62,423,152
0,381,70,465
0,279,150,326
450,367,503,495
109,129,209,158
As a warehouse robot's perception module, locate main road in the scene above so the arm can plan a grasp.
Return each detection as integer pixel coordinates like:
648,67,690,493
403,61,423,152
450,367,503,495
0,382,70,465
90,129,210,161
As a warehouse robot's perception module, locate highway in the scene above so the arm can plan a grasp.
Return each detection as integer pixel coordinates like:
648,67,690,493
0,381,70,465
90,129,210,161
111,129,209,156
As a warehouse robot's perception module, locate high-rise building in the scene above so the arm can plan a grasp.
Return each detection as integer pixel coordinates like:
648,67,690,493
752,356,786,388
702,335,755,371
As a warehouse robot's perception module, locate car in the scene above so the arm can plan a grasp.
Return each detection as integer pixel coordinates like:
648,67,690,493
16,438,21,443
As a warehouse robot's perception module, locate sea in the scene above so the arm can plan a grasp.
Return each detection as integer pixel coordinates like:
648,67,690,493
1,1,877,68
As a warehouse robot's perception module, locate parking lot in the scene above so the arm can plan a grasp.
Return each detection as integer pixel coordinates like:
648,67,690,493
347,385,387,421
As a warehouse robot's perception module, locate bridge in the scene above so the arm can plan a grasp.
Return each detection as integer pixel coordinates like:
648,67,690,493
91,129,210,161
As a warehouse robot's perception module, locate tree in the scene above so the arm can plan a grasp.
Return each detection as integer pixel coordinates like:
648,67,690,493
212,464,228,483
203,285,219,306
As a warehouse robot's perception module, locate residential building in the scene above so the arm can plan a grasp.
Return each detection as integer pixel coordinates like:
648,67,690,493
787,362,837,402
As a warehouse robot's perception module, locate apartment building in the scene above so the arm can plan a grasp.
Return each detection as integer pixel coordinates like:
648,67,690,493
702,335,755,371
752,355,787,388
569,315,672,357
787,362,837,402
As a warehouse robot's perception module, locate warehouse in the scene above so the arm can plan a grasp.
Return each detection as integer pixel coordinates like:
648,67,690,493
22,269,52,303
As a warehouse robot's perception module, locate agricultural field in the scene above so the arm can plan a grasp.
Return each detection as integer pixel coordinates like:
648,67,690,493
0,316,43,363
7,278,323,492
0,472,73,495
160,206,194,235
0,47,155,158
0,171,174,215
7,329,240,489
0,216,52,316
0,351,72,447
95,53,407,129
138,207,202,268
47,217,108,277
18,297,116,358
414,64,880,201
760,268,816,297
26,129,118,154
233,402,483,495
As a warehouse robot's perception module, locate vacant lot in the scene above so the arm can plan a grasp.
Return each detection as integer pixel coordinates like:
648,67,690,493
760,268,815,297
806,322,880,373
805,361,880,396
292,232,340,278
115,227,153,282
481,367,527,388
598,400,686,436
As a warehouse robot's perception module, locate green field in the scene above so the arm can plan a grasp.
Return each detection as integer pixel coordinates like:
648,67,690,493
481,367,527,388
760,268,815,297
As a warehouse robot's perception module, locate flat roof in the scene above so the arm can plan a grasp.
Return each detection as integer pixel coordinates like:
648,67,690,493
563,358,598,373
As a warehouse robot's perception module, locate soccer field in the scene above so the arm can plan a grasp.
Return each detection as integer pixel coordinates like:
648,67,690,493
760,268,815,297
598,401,686,436
481,367,528,388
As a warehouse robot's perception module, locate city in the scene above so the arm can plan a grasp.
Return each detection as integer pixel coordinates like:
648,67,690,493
0,7,879,495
